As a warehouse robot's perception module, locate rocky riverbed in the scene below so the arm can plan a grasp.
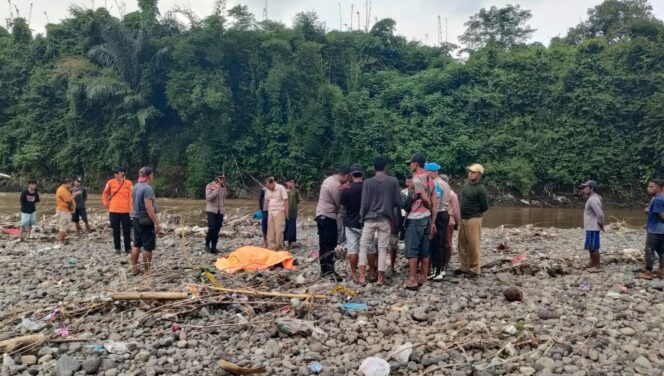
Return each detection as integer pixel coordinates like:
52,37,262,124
0,213,663,376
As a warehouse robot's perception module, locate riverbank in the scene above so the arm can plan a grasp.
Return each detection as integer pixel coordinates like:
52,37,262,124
0,192,649,229
0,213,662,376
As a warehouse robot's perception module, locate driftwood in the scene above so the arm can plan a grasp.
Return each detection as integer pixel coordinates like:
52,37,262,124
218,358,266,374
0,334,47,353
111,292,188,301
205,286,326,300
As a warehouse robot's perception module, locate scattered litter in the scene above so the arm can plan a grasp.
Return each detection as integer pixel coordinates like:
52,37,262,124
606,291,621,298
504,343,518,356
390,304,409,312
617,283,628,293
388,342,413,365
21,318,46,332
236,314,249,324
339,303,368,312
1,228,20,235
67,257,78,266
42,310,59,322
276,318,328,342
309,249,320,258
104,341,130,354
290,298,301,307
308,361,323,374
503,325,517,335
358,357,390,376
579,282,592,292
54,326,69,337
330,284,357,298
253,210,263,220
511,255,527,266
171,324,181,332
278,306,291,315
295,274,306,285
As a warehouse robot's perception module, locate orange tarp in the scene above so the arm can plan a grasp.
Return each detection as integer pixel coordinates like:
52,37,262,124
215,246,296,273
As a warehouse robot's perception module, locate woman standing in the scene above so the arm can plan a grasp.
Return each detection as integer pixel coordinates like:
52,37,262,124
205,173,226,254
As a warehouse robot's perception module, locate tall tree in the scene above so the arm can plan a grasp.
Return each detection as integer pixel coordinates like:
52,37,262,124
459,5,535,51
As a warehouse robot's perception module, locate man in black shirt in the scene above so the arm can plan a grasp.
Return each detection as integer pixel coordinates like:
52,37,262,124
340,164,365,282
71,177,91,233
20,180,40,240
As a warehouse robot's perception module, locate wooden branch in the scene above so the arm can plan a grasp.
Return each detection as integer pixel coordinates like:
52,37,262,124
0,334,47,353
204,286,326,300
218,358,266,374
111,292,188,301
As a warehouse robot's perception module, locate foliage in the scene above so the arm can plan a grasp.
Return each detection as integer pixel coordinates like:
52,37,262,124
0,1,663,199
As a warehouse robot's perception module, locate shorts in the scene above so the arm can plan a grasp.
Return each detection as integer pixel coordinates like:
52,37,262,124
132,218,156,251
405,217,431,259
20,212,37,227
345,227,362,255
56,211,71,232
261,211,269,235
71,208,88,223
584,230,601,251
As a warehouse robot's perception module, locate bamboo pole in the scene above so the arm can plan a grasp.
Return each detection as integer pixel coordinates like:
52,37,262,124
204,286,326,300
111,292,188,301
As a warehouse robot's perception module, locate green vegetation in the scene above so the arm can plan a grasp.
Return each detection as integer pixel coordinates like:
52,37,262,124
0,0,662,198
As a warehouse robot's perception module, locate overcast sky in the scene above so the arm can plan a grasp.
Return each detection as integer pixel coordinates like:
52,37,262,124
4,0,664,46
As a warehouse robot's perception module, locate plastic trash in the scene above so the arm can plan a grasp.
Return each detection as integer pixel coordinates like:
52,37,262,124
253,210,263,220
42,310,59,322
388,342,412,365
358,357,390,376
67,257,78,266
579,282,592,291
21,318,46,332
104,341,130,354
276,318,328,342
503,325,517,335
511,255,527,266
295,274,306,285
339,303,368,312
54,326,69,337
308,361,323,374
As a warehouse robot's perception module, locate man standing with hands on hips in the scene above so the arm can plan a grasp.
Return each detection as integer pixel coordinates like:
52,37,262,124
457,164,489,277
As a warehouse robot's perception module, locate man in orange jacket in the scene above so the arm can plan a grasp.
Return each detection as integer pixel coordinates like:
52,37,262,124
103,166,133,254
55,178,76,244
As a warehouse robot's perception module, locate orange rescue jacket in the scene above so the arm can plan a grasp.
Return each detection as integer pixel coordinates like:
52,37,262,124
102,178,133,213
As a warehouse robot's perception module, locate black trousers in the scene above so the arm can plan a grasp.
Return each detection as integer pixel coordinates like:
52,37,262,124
317,216,338,275
110,212,132,252
206,212,224,250
430,211,450,270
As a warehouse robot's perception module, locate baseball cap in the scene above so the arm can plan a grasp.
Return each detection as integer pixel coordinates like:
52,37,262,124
467,163,484,174
424,162,441,172
409,153,426,167
349,163,363,175
112,165,125,173
578,180,598,190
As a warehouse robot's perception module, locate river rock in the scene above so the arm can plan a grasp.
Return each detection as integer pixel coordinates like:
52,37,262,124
519,366,536,375
620,327,636,336
82,355,100,374
535,357,555,370
264,340,279,358
20,356,37,366
411,307,428,322
53,355,81,376
633,356,652,374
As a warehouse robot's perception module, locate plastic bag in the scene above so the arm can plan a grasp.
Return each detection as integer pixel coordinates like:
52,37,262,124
358,357,390,376
104,341,130,354
276,318,328,342
21,318,46,332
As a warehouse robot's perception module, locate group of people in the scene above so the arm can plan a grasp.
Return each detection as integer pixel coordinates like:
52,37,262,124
16,157,664,284
312,154,489,289
19,166,161,275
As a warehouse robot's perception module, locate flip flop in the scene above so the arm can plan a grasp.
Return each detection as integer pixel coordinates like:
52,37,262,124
406,284,419,291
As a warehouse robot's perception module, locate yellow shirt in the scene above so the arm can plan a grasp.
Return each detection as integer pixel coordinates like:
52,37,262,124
56,185,75,213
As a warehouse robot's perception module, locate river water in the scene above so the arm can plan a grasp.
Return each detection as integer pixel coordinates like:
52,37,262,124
0,192,647,229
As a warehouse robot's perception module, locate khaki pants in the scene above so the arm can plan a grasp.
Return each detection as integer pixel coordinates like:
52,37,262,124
458,217,482,274
359,220,391,272
267,211,286,250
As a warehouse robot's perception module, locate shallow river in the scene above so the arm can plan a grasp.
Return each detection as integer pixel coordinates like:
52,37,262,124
0,192,648,229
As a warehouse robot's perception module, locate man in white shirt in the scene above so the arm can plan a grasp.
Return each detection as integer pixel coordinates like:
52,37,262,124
265,177,289,250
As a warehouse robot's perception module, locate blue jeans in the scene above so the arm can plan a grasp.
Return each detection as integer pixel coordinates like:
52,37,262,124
405,217,431,259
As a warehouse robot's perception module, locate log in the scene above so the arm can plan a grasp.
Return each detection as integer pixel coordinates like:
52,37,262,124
0,334,47,353
205,286,326,300
218,358,266,374
111,292,188,301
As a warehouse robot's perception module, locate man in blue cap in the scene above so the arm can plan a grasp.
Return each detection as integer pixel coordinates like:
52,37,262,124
425,162,451,281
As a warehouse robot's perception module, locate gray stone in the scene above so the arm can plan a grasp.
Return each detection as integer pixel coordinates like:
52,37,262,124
633,356,652,374
412,307,428,322
175,340,187,349
104,368,118,376
520,366,536,376
535,357,556,370
101,358,115,371
621,344,637,354
496,273,511,284
620,327,636,336
38,354,52,364
264,340,280,358
82,355,100,374
53,354,81,376
135,350,151,362
20,355,37,365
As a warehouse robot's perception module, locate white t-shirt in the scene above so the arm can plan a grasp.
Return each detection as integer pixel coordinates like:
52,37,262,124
266,184,288,213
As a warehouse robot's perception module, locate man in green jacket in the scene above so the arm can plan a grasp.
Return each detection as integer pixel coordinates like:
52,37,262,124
458,164,489,276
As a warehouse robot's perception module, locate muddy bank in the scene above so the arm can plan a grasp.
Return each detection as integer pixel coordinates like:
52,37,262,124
0,213,662,376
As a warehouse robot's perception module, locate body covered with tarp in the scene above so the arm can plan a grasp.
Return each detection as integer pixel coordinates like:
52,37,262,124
215,246,296,273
